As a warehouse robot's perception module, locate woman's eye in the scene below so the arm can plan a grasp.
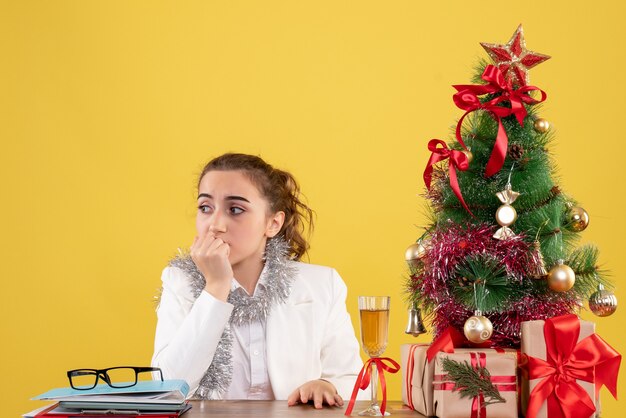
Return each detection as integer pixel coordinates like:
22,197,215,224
230,207,244,215
198,205,212,214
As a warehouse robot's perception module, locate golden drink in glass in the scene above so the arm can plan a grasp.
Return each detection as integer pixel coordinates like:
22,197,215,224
360,309,389,357
358,296,391,416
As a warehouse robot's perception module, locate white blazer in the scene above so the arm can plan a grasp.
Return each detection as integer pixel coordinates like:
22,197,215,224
151,261,364,400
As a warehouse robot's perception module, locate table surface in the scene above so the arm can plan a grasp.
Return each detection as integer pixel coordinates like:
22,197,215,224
184,400,423,417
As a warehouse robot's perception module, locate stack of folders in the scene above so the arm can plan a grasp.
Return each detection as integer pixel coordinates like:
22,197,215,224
25,380,191,418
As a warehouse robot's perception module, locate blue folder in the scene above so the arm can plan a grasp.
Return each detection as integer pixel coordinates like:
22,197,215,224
32,379,190,405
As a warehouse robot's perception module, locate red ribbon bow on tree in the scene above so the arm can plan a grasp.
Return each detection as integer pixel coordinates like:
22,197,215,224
423,139,473,216
526,314,621,418
344,357,400,416
453,64,547,177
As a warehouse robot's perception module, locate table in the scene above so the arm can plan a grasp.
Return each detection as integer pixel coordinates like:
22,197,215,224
185,400,423,417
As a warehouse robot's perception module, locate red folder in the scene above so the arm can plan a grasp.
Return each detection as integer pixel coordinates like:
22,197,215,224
34,402,189,418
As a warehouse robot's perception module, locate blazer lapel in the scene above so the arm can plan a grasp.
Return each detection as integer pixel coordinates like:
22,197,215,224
266,273,315,399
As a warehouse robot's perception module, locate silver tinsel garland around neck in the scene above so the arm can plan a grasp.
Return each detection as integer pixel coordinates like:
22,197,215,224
167,237,296,399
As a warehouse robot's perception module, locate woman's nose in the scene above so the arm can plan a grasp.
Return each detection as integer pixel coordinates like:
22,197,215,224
208,213,227,233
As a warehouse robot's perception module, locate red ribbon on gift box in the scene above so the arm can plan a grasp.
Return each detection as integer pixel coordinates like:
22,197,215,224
452,64,546,178
525,314,622,418
426,326,525,415
433,352,516,418
345,357,400,416
405,344,422,411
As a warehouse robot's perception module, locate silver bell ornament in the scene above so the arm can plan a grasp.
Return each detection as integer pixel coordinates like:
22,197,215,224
405,302,427,336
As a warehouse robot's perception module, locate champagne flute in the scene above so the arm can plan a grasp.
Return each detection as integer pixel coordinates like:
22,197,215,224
358,296,391,416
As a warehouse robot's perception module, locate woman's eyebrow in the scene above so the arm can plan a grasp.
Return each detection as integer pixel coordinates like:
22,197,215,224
226,196,251,203
197,193,250,203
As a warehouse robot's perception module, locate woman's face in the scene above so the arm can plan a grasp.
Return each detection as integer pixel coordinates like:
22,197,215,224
196,170,284,268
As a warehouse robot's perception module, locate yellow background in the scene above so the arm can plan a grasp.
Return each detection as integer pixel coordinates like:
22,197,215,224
2,1,624,416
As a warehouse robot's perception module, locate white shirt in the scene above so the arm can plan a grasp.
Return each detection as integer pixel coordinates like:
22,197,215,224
223,275,274,399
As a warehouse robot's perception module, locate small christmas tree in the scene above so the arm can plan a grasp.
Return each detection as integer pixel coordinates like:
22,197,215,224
405,25,617,347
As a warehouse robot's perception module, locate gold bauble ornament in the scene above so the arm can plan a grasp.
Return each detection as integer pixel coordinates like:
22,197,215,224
405,241,427,268
589,284,618,317
547,260,576,292
533,118,550,133
463,311,493,344
462,149,473,164
565,206,590,232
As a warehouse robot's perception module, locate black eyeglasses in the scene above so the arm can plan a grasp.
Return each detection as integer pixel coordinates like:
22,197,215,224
67,366,163,390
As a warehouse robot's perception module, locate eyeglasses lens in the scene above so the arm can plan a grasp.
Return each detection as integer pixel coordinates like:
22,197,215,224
107,367,138,388
70,370,98,389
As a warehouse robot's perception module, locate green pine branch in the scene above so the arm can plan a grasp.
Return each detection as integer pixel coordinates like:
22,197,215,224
568,244,612,296
440,357,506,406
451,254,512,312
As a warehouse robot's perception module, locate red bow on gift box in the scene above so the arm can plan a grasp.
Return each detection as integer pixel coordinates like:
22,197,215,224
526,314,621,418
433,352,517,418
453,64,546,178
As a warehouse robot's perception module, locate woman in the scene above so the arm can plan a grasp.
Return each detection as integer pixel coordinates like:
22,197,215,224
152,153,362,408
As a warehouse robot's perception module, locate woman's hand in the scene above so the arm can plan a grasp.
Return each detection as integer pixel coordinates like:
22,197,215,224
287,379,343,409
190,232,233,302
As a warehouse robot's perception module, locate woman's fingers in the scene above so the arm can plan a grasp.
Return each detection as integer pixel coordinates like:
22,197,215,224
286,381,341,409
321,393,332,407
189,229,233,295
286,389,300,406
300,387,309,404
196,231,216,254
190,235,198,251
192,232,225,264
190,231,211,260
206,236,225,253
322,391,336,406
313,390,324,409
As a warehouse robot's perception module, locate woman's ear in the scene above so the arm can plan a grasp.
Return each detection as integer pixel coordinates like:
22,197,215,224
265,211,285,238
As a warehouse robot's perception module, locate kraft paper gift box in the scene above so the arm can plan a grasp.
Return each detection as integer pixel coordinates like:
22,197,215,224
401,344,436,416
402,344,519,417
432,350,518,418
521,317,599,418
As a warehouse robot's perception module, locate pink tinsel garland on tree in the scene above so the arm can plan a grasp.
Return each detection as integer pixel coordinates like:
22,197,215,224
409,222,578,347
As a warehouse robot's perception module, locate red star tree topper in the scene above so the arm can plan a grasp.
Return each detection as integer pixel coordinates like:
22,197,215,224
480,24,550,87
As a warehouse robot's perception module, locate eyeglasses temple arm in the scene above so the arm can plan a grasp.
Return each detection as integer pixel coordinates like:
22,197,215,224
135,366,164,381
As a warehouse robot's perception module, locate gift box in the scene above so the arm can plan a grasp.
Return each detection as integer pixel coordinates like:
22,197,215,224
432,350,517,418
401,344,435,416
521,314,621,418
402,343,519,417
